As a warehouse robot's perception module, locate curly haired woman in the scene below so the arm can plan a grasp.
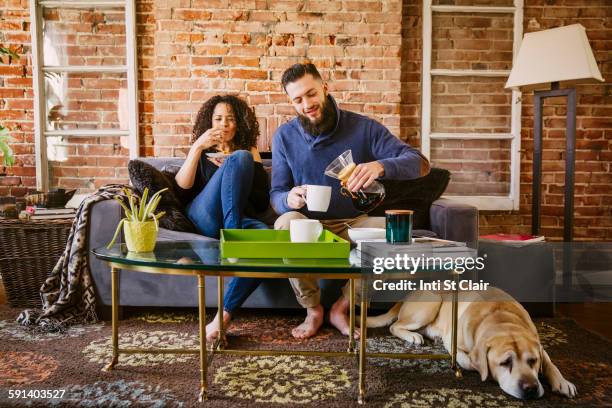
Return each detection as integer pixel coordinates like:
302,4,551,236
175,95,268,341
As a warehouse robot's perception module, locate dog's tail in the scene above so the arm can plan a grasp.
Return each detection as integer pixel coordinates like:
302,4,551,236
365,302,402,328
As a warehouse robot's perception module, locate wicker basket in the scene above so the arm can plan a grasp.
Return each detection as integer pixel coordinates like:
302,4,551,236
0,219,73,308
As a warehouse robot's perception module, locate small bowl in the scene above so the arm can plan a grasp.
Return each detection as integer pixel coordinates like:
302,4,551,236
347,227,386,242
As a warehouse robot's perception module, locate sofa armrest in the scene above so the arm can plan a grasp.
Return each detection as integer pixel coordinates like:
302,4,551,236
430,198,479,247
87,199,124,306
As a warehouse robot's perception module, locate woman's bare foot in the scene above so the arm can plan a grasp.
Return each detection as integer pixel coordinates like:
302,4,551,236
292,304,324,339
329,296,360,338
206,310,232,342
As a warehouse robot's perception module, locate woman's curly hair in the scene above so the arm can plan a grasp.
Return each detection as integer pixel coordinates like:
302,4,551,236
191,95,260,152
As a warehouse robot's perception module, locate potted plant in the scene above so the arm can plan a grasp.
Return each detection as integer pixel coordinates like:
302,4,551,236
0,46,18,171
107,187,167,252
0,125,15,168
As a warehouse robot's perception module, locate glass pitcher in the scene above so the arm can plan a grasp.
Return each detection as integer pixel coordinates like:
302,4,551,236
324,150,385,213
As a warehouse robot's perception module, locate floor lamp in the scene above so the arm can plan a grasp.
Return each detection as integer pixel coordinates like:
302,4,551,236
505,24,604,292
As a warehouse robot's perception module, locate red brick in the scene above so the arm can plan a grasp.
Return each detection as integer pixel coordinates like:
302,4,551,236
229,69,268,80
0,66,24,76
222,57,260,67
173,10,212,21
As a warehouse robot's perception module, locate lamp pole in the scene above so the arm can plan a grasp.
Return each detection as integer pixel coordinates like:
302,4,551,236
532,81,577,243
532,81,577,293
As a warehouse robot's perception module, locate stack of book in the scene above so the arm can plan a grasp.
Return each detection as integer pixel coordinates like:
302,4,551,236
21,206,77,220
479,233,545,247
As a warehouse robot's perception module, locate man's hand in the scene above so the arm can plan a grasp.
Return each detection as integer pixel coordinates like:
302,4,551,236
287,186,306,209
346,161,385,192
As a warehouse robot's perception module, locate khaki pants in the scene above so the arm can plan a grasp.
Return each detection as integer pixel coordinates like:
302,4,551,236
274,211,385,308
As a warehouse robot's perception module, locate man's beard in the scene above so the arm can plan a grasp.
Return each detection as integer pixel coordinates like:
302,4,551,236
298,98,337,136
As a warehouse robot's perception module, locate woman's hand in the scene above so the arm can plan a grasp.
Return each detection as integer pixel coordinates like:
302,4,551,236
193,128,223,153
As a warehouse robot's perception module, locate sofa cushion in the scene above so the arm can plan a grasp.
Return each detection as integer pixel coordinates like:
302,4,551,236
129,157,449,231
128,159,198,233
370,168,451,230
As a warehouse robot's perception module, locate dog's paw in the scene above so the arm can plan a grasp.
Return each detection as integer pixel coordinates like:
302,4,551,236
400,332,424,345
552,378,577,398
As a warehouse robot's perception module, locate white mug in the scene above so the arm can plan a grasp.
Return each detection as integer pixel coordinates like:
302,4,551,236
305,185,332,212
290,219,323,243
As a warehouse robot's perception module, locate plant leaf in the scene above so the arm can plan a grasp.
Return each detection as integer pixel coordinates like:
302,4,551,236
152,213,159,231
128,194,138,221
148,195,162,217
0,129,15,167
0,46,19,64
138,187,149,221
148,187,168,204
107,218,126,248
114,196,132,219
142,189,166,220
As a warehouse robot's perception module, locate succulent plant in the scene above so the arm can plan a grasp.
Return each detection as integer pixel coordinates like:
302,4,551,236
106,187,167,248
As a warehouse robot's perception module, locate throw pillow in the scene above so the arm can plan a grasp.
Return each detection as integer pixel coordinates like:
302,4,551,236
370,167,451,230
128,160,198,233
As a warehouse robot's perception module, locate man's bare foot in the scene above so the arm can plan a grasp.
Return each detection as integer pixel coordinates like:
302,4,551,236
206,310,232,342
292,304,324,339
330,296,360,338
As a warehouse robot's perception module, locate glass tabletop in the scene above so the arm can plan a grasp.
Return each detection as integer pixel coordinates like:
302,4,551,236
93,241,362,273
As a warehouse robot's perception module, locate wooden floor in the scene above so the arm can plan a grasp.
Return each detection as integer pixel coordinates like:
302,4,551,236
0,279,610,340
556,302,612,340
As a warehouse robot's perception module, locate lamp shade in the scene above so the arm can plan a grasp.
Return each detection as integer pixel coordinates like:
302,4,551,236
505,24,604,90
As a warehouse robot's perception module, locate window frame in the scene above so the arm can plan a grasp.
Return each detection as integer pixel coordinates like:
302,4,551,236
421,0,524,211
30,0,139,191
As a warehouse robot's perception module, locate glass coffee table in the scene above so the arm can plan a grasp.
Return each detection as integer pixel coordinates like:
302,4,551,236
93,240,465,404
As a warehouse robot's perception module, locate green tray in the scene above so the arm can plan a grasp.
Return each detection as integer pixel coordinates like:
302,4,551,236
220,229,349,259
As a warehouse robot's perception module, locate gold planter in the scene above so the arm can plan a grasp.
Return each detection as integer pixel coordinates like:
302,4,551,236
123,221,157,252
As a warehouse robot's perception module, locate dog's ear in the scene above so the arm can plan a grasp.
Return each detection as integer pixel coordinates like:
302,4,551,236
539,345,545,374
470,337,490,381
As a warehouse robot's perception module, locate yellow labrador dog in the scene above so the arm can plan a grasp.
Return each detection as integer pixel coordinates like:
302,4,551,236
367,287,577,399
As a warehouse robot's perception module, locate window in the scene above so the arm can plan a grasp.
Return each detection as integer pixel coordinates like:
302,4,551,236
421,0,524,210
30,0,138,191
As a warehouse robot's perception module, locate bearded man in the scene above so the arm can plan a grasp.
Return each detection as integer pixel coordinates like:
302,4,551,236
271,63,430,339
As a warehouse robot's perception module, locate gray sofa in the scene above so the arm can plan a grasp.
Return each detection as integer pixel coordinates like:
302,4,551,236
87,157,479,315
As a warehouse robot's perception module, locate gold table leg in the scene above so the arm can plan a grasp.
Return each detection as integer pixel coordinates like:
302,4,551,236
452,271,462,378
198,275,208,402
348,278,356,353
358,279,367,404
103,266,119,372
214,276,227,351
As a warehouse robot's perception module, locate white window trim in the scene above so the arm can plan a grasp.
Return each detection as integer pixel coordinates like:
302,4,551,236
421,0,524,211
30,0,139,191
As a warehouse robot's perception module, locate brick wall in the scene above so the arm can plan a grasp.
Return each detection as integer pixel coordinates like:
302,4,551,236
493,1,610,241
0,0,34,198
0,0,610,240
400,0,611,241
150,0,403,157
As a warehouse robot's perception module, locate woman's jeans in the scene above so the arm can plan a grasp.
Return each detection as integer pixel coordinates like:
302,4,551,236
186,150,266,314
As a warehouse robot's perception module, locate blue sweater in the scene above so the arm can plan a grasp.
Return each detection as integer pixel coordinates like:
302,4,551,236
271,96,427,219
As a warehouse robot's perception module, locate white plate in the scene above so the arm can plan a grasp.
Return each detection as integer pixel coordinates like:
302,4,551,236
347,227,386,242
206,152,230,159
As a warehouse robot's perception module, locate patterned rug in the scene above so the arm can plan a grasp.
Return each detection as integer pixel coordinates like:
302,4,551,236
0,305,610,407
